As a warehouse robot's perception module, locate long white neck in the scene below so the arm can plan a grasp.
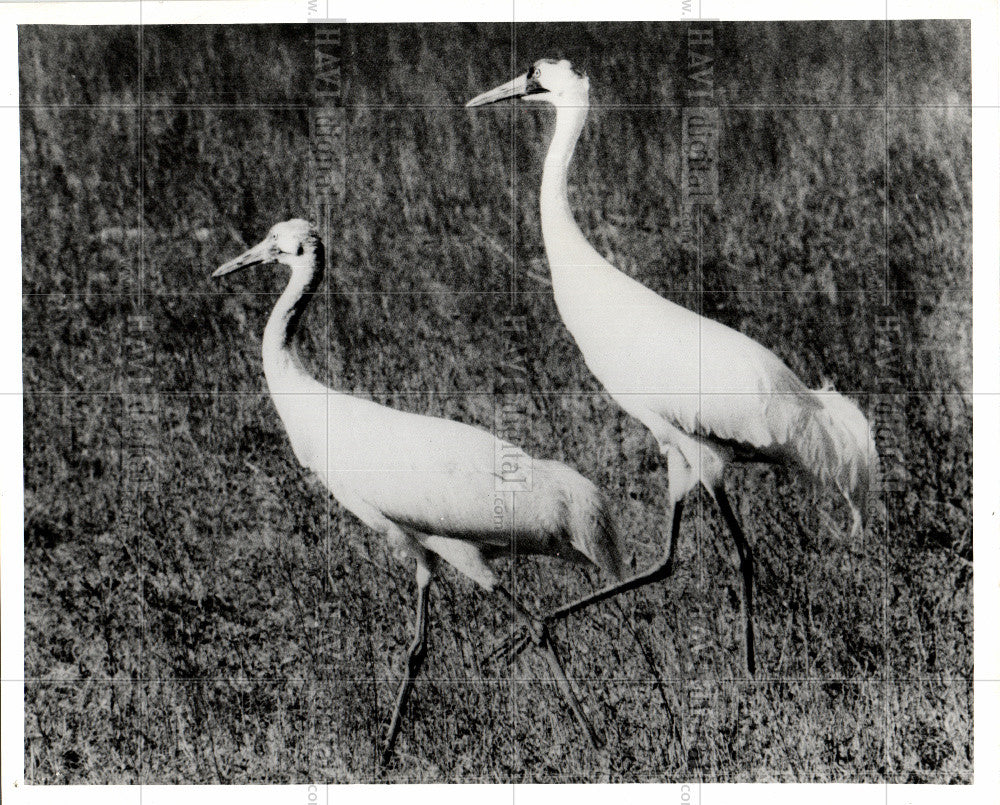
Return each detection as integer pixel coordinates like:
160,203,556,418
262,242,325,394
539,99,599,277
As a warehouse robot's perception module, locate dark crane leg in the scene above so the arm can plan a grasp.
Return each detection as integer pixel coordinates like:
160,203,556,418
494,584,605,749
487,501,683,671
713,483,756,676
490,487,759,677
547,500,684,621
380,575,431,767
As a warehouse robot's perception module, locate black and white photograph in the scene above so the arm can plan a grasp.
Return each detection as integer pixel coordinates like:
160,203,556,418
3,0,997,799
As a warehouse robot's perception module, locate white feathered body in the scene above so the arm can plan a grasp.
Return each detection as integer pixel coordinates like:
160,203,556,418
260,261,624,589
539,99,877,531
548,246,875,529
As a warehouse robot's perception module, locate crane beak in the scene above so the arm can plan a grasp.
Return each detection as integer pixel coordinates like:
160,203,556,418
212,238,272,277
466,72,544,107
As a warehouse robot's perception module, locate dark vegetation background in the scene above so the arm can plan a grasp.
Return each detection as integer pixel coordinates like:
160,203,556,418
21,21,971,783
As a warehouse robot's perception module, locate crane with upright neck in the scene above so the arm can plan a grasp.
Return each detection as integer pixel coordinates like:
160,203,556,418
468,59,877,675
213,218,625,763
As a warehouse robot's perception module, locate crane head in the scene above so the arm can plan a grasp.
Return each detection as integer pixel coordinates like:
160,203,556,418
213,219,317,276
466,59,589,108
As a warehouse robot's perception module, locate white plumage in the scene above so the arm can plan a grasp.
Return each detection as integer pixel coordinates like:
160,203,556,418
548,257,875,530
214,218,622,762
268,382,622,588
468,59,878,674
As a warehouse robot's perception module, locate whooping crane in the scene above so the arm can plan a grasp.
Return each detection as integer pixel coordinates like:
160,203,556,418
468,60,878,675
213,219,625,763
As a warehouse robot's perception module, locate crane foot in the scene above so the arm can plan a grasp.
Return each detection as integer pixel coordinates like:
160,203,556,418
484,621,541,671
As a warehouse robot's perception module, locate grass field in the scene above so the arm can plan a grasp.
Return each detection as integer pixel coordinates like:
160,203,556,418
21,21,971,783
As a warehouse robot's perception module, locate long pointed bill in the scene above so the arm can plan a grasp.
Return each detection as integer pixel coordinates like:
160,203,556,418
212,238,272,277
466,72,542,107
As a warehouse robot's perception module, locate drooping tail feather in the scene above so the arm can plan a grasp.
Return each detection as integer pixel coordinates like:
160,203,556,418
791,384,879,536
590,494,627,581
569,486,626,581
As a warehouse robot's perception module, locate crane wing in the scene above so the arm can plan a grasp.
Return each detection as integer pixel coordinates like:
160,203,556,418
553,261,820,455
309,397,541,543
